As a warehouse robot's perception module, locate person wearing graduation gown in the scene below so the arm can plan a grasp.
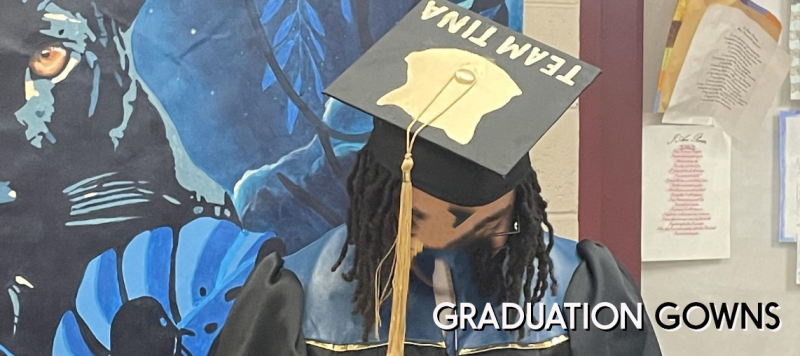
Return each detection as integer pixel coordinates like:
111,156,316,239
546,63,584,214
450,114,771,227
213,1,662,355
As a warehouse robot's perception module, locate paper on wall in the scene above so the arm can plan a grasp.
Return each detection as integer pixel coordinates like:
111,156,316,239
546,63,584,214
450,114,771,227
779,111,800,243
791,1,800,100
642,125,731,262
662,4,790,146
654,0,782,113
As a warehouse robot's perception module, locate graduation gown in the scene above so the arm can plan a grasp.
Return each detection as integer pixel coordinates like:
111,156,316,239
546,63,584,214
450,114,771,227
213,226,662,356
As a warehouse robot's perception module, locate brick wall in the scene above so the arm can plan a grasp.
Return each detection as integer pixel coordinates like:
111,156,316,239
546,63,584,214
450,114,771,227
524,0,581,240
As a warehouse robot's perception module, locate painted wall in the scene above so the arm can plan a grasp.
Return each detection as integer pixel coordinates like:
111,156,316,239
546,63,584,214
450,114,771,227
642,0,800,355
524,0,581,241
0,1,525,355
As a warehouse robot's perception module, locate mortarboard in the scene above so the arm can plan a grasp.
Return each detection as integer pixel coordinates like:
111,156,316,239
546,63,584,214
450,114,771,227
324,1,600,354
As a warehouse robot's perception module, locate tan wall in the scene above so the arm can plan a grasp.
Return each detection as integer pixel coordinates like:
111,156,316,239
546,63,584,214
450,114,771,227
526,0,800,353
642,0,800,355
524,0,581,240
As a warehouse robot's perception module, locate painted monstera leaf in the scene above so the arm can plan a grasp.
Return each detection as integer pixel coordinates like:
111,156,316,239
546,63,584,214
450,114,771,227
52,218,273,355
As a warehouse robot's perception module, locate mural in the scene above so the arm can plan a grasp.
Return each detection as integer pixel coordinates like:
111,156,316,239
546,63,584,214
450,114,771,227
0,0,521,354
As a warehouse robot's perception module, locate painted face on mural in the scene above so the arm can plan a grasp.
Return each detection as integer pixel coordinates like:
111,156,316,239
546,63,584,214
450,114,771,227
0,0,142,184
11,3,92,148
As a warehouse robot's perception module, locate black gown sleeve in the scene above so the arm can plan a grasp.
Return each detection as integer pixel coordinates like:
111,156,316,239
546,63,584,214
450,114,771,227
212,253,308,356
564,240,662,356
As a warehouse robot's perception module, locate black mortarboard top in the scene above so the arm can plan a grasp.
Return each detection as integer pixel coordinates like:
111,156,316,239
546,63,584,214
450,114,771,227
325,0,600,208
323,1,600,354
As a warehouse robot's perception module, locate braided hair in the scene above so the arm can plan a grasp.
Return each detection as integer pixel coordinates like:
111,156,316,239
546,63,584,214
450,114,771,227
331,148,558,340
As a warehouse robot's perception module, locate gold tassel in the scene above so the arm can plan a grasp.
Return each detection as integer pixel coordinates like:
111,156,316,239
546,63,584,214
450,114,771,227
379,68,476,355
386,154,421,356
373,240,396,339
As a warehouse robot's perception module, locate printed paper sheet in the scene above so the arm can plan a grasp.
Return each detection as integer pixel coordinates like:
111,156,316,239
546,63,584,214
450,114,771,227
791,1,800,100
662,4,790,145
642,125,731,262
780,111,800,243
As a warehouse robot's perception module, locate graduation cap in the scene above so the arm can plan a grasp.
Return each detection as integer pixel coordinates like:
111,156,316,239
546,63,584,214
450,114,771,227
324,1,600,354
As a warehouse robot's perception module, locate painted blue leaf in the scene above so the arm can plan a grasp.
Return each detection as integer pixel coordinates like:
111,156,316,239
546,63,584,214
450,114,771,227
276,38,295,68
480,4,502,19
216,231,272,282
273,12,296,46
260,0,283,24
310,56,324,102
56,218,274,356
175,219,241,318
179,230,271,351
261,38,296,90
302,1,325,36
52,312,93,356
172,218,273,354
121,227,173,320
300,44,323,102
293,73,302,95
263,38,295,91
261,67,277,90
308,31,325,61
457,0,474,9
287,98,299,134
75,249,122,349
286,74,302,133
179,252,265,352
341,0,353,23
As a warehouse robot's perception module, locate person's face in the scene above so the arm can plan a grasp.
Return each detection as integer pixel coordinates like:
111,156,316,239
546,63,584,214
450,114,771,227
411,188,515,250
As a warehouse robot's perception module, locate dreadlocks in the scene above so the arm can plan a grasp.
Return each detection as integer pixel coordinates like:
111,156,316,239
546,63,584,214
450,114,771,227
331,148,558,341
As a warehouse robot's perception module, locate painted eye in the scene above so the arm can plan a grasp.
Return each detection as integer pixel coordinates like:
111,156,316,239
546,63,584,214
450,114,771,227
29,44,69,78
